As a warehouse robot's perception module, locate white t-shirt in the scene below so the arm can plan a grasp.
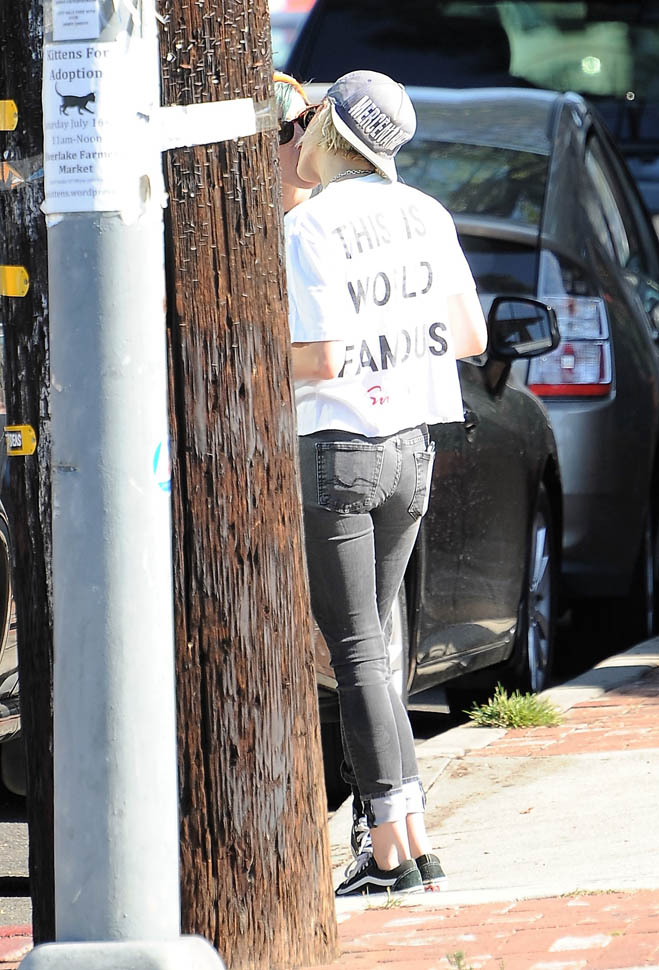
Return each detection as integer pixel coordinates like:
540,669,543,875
285,173,477,436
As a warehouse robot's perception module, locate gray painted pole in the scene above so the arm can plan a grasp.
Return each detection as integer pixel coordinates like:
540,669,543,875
21,1,224,966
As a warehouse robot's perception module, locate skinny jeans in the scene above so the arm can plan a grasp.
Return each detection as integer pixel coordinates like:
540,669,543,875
298,425,434,827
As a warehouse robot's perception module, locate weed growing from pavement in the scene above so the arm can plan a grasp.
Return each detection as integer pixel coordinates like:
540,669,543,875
466,683,561,729
447,953,503,970
367,889,404,910
446,950,505,970
561,888,621,896
446,952,475,970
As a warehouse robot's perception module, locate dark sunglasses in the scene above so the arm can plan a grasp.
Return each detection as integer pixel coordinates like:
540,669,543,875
278,105,318,146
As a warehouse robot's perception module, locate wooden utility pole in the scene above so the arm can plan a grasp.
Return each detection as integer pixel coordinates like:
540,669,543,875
0,0,55,945
159,3,338,969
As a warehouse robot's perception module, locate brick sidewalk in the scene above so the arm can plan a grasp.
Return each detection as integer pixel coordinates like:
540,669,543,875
297,666,659,970
6,667,659,970
0,925,32,969
310,890,659,970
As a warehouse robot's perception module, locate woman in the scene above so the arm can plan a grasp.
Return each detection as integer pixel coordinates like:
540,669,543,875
285,71,488,896
274,72,317,214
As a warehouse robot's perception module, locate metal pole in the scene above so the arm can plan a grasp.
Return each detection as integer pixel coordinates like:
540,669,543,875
21,0,224,966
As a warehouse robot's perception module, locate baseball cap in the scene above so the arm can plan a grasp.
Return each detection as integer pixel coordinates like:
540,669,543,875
326,70,416,181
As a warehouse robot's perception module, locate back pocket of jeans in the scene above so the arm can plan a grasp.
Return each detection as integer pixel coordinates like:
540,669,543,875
316,442,385,513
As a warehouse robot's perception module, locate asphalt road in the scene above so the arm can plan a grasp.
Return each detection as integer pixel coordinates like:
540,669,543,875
0,790,29,926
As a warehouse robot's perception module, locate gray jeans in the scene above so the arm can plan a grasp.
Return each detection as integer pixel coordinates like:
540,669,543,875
299,425,435,827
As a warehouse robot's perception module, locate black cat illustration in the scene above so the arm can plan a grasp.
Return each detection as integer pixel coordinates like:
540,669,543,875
55,85,96,116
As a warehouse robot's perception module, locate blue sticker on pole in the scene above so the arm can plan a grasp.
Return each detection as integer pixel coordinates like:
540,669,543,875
153,439,171,493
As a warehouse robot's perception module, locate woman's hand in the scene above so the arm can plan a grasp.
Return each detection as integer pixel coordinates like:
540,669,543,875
291,340,346,381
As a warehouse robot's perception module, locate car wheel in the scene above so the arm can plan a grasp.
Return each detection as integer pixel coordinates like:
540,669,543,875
626,504,658,643
319,720,350,808
0,736,26,798
509,483,556,694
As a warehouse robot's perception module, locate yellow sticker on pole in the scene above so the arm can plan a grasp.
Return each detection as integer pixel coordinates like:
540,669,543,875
0,266,29,298
0,100,18,131
4,426,37,457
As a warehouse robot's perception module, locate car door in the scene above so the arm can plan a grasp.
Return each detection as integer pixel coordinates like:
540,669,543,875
411,353,542,692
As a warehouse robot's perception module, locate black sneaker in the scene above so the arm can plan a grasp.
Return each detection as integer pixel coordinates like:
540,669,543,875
336,855,423,897
415,853,447,890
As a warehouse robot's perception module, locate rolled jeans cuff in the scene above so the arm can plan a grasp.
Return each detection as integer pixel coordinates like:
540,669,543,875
403,777,425,815
364,779,425,827
363,790,406,827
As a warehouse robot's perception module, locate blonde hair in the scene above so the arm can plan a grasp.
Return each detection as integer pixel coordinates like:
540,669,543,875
273,72,309,122
315,102,376,170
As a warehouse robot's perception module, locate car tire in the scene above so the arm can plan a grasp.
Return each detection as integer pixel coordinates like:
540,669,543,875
507,483,556,694
625,503,658,643
320,720,350,808
0,736,26,798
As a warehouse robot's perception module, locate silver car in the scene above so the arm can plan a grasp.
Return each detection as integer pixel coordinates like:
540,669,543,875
396,87,659,642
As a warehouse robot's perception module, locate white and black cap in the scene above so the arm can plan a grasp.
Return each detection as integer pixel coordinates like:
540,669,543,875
326,70,416,181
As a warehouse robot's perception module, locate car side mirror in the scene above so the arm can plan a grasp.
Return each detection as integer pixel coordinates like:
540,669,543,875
487,297,560,360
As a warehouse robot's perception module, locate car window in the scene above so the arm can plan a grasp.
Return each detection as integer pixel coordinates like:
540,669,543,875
459,235,538,296
585,142,633,267
538,249,597,298
595,125,659,279
581,168,617,261
288,1,659,101
583,136,659,327
497,2,659,99
397,141,548,228
585,137,645,271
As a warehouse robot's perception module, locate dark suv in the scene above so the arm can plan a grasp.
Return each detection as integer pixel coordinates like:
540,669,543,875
287,0,659,227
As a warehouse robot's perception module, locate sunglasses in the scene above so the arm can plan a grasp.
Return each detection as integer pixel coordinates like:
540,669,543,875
278,105,318,146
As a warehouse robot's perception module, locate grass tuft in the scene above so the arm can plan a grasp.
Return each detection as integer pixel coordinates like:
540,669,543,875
466,683,561,729
446,952,475,970
367,888,404,910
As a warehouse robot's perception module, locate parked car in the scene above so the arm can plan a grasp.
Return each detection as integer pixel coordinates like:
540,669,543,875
286,0,659,230
386,87,659,645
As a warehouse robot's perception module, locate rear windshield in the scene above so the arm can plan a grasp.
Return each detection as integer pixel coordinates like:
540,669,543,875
396,141,549,228
290,1,659,102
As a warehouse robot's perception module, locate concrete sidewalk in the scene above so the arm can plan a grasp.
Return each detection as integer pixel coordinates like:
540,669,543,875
312,637,659,970
4,639,659,969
